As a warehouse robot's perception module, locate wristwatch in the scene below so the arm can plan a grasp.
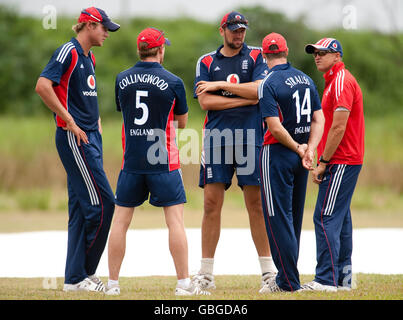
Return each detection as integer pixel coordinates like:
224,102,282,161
319,155,330,164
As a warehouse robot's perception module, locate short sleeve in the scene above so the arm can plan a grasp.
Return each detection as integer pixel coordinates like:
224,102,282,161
174,78,189,115
259,79,279,119
252,50,269,81
194,55,212,98
335,74,354,111
40,44,73,85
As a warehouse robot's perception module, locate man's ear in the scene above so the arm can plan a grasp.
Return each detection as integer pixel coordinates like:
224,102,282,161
219,27,225,37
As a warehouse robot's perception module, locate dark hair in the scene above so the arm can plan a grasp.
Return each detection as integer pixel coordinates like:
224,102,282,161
264,44,287,60
137,42,160,59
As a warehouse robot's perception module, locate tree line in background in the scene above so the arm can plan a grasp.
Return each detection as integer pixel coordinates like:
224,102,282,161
0,5,402,118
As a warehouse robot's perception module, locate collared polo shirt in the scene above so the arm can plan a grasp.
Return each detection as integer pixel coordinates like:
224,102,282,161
115,61,188,173
194,43,269,147
40,37,99,131
259,62,322,145
318,62,365,164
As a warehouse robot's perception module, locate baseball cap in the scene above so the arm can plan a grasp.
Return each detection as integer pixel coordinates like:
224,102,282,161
220,11,249,31
137,27,171,49
262,32,288,54
305,38,343,57
78,7,120,32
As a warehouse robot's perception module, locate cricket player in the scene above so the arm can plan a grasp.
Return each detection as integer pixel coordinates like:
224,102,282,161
258,33,324,292
302,38,365,292
193,11,276,291
35,7,119,292
106,27,209,296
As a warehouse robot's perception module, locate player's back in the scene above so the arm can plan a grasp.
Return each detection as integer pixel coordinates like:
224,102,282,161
115,61,188,173
259,62,322,145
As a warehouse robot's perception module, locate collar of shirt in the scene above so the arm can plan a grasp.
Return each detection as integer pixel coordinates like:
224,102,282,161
216,43,248,59
134,61,163,69
71,37,84,56
323,61,345,84
269,62,291,72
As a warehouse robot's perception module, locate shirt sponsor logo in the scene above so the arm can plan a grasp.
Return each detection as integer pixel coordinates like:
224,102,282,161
227,73,240,84
222,74,240,96
82,90,97,96
87,75,96,89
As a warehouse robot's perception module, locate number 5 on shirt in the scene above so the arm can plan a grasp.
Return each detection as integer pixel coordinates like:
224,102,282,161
135,90,149,125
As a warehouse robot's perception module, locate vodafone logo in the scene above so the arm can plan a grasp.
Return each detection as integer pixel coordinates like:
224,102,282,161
226,74,240,84
87,75,96,89
235,15,242,20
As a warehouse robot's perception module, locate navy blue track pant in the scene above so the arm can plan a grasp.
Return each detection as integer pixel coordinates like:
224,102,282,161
313,164,361,287
56,127,115,284
259,144,308,291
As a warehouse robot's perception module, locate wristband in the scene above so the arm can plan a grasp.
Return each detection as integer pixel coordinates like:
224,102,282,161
319,155,330,164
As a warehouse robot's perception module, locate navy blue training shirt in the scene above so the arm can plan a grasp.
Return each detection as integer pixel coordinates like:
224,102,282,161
258,62,322,145
194,43,269,147
40,37,100,131
116,61,188,173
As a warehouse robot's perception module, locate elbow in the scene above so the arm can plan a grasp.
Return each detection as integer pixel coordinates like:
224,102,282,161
35,81,43,95
199,102,210,111
35,78,49,96
270,128,282,138
177,122,186,129
331,124,346,136
197,94,212,111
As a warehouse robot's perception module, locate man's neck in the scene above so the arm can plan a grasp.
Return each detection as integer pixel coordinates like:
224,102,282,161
141,57,161,64
76,34,91,56
220,44,242,57
267,58,287,69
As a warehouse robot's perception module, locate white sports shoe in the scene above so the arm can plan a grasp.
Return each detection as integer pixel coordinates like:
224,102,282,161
259,278,286,293
261,272,277,289
88,274,105,291
300,281,337,292
191,273,216,290
63,277,105,293
175,284,211,296
105,284,121,296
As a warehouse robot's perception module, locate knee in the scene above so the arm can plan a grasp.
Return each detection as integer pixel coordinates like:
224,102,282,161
204,195,222,217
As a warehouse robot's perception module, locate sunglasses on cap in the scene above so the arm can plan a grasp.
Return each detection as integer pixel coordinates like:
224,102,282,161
81,10,102,22
221,18,249,28
313,50,335,57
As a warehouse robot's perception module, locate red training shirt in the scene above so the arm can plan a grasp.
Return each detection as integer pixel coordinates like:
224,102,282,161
317,62,365,165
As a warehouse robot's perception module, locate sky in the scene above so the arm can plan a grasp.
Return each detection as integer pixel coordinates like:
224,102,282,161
1,0,402,33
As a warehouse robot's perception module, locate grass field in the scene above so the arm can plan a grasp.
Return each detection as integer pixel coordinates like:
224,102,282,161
1,274,402,300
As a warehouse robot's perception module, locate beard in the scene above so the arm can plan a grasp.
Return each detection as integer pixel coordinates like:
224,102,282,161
224,34,244,50
227,41,243,50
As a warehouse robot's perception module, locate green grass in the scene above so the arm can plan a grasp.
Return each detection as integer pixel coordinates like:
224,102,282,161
0,274,401,300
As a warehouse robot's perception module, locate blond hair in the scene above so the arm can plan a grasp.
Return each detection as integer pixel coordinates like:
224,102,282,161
72,21,99,34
